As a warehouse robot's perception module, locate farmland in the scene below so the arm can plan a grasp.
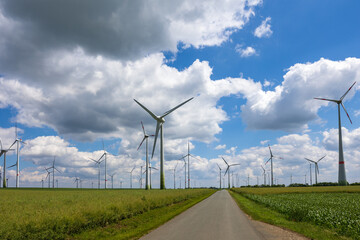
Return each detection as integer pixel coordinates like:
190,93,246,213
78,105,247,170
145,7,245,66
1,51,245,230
231,186,360,240
0,188,215,240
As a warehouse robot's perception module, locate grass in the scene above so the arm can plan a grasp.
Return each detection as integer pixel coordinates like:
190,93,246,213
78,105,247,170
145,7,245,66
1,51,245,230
0,188,215,240
230,186,360,240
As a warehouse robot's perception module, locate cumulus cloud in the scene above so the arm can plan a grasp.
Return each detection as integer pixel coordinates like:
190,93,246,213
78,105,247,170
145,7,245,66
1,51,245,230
0,0,261,81
241,57,360,131
254,17,272,38
235,44,257,57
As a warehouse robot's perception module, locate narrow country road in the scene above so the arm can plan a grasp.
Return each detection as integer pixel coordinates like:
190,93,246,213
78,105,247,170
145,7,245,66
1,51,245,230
140,190,264,240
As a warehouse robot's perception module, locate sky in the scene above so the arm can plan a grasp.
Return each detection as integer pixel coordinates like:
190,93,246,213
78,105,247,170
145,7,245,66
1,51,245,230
1,0,360,188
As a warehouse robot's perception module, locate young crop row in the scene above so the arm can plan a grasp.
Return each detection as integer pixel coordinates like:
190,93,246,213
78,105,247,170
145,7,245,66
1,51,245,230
234,191,360,239
0,189,214,240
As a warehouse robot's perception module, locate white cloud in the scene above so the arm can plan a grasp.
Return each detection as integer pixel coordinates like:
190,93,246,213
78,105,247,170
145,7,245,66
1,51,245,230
254,17,272,38
241,57,360,131
235,44,257,57
215,144,226,150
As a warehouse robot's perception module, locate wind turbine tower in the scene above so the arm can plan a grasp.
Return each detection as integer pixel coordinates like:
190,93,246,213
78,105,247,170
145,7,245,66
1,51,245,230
261,165,266,185
134,97,193,189
314,81,356,185
129,166,135,188
0,139,14,188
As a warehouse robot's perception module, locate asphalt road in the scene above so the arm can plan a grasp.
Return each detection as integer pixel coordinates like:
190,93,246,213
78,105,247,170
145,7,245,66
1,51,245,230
140,190,265,240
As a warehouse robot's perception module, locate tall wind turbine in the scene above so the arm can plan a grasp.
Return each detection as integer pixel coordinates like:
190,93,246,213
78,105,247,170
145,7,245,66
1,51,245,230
74,176,80,188
265,145,282,186
314,81,356,185
216,163,222,189
222,157,240,189
179,156,187,188
45,168,51,188
0,139,14,188
134,97,194,189
7,124,26,188
137,121,154,190
149,165,158,189
129,166,135,188
305,155,326,185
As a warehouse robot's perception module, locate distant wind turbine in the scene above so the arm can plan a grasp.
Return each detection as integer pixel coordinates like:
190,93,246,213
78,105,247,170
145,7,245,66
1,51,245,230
89,156,104,189
45,157,61,188
170,162,178,189
179,141,201,188
314,81,356,185
0,139,15,188
7,124,26,188
222,157,240,189
134,97,194,189
45,168,51,188
305,155,326,185
265,145,282,186
129,166,135,188
109,173,116,189
137,121,154,190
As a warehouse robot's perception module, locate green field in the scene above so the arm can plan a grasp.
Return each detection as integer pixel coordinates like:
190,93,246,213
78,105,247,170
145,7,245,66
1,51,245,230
0,188,215,240
231,186,360,240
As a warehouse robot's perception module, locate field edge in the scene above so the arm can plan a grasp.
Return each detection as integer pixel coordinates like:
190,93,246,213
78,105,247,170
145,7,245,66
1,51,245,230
229,190,350,240
71,189,216,240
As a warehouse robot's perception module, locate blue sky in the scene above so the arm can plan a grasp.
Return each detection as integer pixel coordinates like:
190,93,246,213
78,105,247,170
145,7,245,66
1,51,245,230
1,1,360,188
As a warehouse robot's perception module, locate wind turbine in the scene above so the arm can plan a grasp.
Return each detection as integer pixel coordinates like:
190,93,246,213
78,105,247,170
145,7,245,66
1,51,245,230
46,157,61,188
89,156,104,189
95,140,116,189
314,81,356,185
261,165,266,185
0,139,15,188
216,163,222,189
109,173,116,189
265,144,282,186
222,157,240,189
74,176,80,188
7,124,26,188
129,166,135,188
137,121,154,190
179,141,201,188
179,156,187,188
170,162,178,189
305,155,326,185
134,97,194,189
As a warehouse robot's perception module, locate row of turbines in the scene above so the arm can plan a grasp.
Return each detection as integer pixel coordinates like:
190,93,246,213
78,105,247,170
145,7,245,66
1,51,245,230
0,81,357,189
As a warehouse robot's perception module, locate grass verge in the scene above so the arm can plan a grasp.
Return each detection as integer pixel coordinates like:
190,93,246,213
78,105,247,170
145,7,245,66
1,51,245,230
229,190,350,240
71,190,215,240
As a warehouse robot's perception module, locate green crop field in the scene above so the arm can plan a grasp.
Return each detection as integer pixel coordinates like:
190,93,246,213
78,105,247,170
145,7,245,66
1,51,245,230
0,188,215,240
231,186,360,240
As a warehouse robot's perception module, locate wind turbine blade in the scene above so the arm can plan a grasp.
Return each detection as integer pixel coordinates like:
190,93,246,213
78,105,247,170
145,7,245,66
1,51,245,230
98,153,106,162
265,157,271,165
54,167,61,173
268,145,273,157
340,81,356,101
8,163,17,168
316,164,319,174
216,163,221,170
317,155,326,162
152,167,158,171
134,99,159,121
314,97,338,103
8,140,17,150
230,163,240,167
224,166,229,176
261,165,265,171
341,102,352,124
151,121,161,158
137,137,146,151
141,121,146,135
161,97,194,118
305,158,316,163
222,157,229,166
